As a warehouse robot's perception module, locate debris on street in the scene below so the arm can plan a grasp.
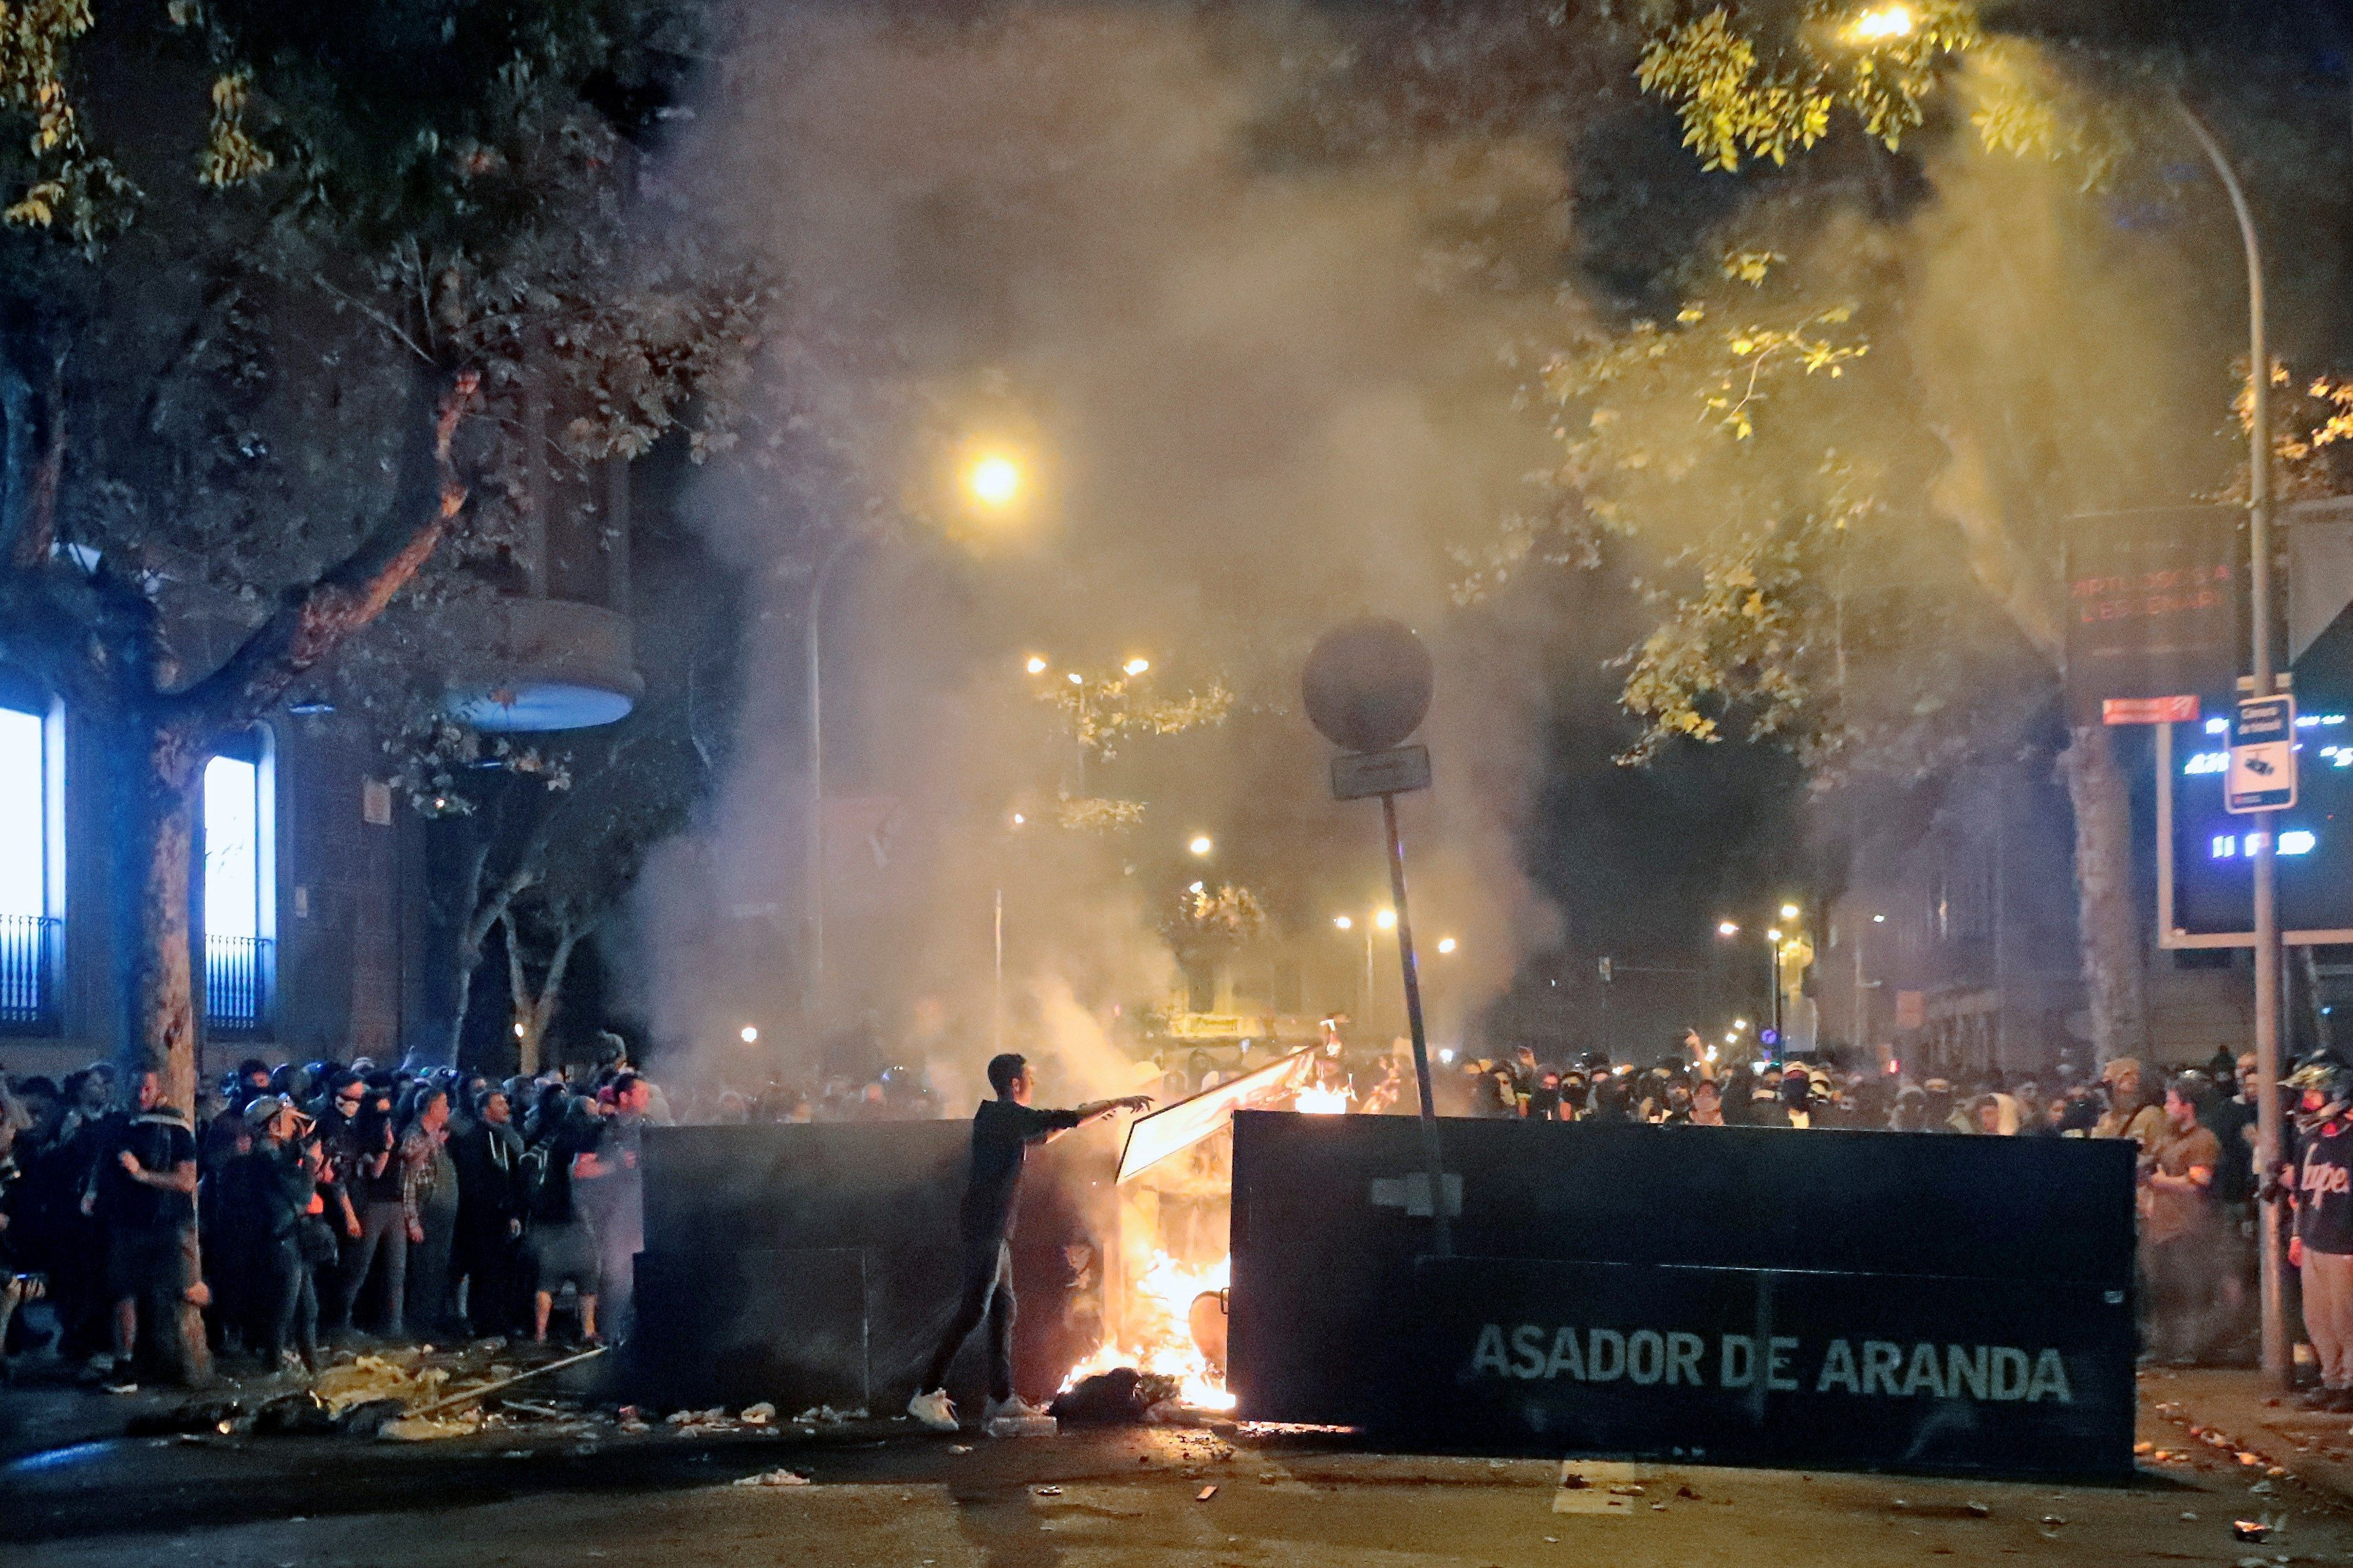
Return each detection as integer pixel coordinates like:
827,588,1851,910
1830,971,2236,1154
732,1468,812,1487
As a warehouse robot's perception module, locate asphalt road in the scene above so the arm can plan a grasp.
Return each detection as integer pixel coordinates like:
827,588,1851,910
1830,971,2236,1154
9,1415,2351,1568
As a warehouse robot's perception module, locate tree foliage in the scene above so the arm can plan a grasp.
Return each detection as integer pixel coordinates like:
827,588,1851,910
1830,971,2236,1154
1630,1,1982,171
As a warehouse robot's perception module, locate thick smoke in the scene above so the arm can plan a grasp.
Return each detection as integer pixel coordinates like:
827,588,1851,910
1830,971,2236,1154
626,5,1567,1096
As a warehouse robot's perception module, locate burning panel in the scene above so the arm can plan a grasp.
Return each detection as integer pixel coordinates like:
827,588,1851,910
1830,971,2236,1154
1052,1045,1322,1412
1117,1045,1316,1183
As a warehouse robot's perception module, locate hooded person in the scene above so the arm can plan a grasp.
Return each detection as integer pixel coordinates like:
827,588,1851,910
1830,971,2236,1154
2093,1058,2166,1149
1778,1070,1815,1129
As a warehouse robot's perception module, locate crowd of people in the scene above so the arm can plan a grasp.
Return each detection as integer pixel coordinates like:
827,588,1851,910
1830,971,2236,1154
0,1026,2343,1395
0,1052,664,1391
1428,1036,2293,1372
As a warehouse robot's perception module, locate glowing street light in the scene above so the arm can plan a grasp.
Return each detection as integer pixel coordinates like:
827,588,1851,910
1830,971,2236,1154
1066,670,1082,686
1872,912,1887,924
1717,921,1740,937
1779,902,1801,921
967,452,1022,508
1767,928,1783,943
1436,937,1457,955
1188,834,1214,857
1025,654,1048,675
1375,908,1398,931
1848,4,1914,41
1123,657,1151,676
1334,915,1353,931
739,1026,759,1045
1188,880,1204,895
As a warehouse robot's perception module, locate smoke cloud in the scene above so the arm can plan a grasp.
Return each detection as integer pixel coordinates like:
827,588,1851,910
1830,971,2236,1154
624,4,1568,1095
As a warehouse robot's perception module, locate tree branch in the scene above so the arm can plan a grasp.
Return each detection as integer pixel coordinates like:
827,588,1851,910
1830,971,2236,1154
175,370,477,738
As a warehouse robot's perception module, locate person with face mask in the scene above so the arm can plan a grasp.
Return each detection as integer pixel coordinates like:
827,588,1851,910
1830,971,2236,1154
2289,1059,2353,1407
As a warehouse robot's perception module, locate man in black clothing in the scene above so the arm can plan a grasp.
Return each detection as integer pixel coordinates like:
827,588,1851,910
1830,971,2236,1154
907,1054,1150,1432
450,1088,526,1337
80,1069,201,1390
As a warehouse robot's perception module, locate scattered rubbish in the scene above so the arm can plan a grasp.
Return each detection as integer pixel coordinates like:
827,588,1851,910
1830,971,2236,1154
1259,1472,1281,1484
2134,1441,2156,1457
1649,1502,1666,1512
1554,1463,1638,1516
791,1404,862,1426
1196,1486,1219,1502
732,1468,811,1487
987,1413,1058,1439
1543,1537,1557,1544
2182,1512,2200,1521
2233,1521,2270,1543
2266,1465,2287,1478
2239,1452,2265,1467
2250,1480,2275,1495
1034,1486,1063,1497
2039,1515,2065,1530
948,1444,973,1454
1050,1369,1182,1426
741,1403,776,1425
1676,1486,1700,1500
380,1414,480,1442
1966,1502,1990,1518
337,1398,409,1437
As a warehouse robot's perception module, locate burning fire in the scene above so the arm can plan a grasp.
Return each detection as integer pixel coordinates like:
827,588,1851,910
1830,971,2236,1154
1293,1084,1350,1114
1061,1250,1235,1411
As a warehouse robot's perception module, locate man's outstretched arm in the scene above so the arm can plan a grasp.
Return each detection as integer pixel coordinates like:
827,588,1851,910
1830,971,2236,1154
1037,1096,1155,1143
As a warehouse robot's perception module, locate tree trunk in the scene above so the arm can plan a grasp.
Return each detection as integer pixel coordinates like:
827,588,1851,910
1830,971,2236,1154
111,720,206,1114
2058,723,2148,1064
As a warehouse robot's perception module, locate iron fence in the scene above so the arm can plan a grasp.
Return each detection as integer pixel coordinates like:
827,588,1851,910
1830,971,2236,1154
205,933,272,1037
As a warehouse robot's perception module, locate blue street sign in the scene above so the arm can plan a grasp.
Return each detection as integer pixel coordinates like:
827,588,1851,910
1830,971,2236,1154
2228,695,2297,813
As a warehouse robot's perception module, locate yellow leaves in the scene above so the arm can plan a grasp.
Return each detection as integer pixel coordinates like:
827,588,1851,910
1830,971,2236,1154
1718,249,1780,286
199,71,274,189
2,177,58,227
1637,1,1981,171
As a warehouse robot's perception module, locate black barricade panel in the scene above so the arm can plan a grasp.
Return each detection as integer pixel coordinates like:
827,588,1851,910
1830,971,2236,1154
635,1123,1115,1409
1230,1112,2136,1478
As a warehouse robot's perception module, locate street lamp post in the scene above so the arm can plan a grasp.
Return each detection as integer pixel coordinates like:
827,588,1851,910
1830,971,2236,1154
2179,98,2288,1388
804,526,872,1027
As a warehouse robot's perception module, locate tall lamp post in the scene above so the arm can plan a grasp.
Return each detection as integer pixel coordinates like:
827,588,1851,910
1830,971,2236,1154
805,449,1027,1027
1716,919,1784,1052
804,526,870,1027
2178,98,2288,1387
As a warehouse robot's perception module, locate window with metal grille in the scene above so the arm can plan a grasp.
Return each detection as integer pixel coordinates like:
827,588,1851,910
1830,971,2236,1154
203,728,275,1037
0,676,62,1034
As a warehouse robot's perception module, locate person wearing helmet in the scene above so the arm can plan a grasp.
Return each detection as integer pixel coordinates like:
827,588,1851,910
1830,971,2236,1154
2290,1058,2353,1409
2140,1075,2223,1365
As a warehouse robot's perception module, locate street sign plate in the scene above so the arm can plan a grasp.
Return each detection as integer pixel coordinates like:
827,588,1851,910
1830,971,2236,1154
1332,743,1432,801
2227,695,2297,814
2101,695,2199,726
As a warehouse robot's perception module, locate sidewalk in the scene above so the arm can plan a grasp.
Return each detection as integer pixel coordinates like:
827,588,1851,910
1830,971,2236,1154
2139,1365,2353,1503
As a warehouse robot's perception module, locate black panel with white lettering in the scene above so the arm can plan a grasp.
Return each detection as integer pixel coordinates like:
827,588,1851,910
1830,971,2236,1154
1407,1257,2132,1475
1229,1110,2136,1478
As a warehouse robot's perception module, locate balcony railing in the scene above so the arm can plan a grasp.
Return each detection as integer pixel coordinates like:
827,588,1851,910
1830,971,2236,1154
0,913,59,1031
205,934,272,1037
